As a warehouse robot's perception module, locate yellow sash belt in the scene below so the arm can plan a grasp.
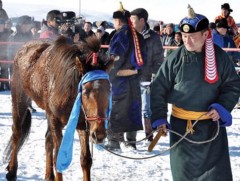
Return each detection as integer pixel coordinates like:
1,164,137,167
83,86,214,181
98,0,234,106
172,105,211,134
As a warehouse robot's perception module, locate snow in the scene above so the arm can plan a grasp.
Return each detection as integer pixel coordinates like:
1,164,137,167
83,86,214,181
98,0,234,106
1,0,240,179
3,0,240,24
0,90,240,181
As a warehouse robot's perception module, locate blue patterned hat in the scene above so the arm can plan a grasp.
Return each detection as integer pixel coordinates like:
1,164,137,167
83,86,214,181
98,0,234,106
179,5,209,33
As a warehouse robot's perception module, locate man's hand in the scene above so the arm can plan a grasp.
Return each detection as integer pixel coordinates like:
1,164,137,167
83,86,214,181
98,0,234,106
206,108,220,121
73,33,79,43
157,124,167,136
148,124,167,152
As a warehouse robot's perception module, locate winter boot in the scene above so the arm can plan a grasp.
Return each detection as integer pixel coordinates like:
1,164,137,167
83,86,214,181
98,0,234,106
105,131,124,150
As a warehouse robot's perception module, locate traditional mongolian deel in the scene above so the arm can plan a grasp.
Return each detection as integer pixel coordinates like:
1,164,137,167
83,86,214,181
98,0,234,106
109,26,145,133
151,40,240,181
108,3,146,133
151,5,240,181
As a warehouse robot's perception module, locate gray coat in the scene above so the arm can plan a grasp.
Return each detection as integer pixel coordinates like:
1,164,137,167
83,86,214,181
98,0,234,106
140,23,164,82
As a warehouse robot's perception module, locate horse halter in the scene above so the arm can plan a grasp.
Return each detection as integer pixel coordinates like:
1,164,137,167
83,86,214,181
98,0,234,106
82,106,109,130
86,52,98,65
85,116,108,123
80,70,111,129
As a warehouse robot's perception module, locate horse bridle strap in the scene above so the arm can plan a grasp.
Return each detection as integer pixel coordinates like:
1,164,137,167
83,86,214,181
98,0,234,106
82,101,111,127
84,117,109,133
85,117,109,121
56,70,112,173
86,52,98,65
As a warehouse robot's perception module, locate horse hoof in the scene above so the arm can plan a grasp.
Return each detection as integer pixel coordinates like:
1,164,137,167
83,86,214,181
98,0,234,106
45,175,55,181
45,178,54,181
6,172,17,181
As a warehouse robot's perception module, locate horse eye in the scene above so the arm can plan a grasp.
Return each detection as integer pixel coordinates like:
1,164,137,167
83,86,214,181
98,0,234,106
82,88,90,97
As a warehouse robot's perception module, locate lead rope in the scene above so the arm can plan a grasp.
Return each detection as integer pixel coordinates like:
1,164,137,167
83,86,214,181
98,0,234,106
94,114,220,160
91,141,93,159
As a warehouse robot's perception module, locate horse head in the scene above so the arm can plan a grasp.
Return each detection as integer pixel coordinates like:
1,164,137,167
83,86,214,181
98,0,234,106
75,36,114,143
81,72,111,143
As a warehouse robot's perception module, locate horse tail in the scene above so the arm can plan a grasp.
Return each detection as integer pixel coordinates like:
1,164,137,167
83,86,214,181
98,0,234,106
19,108,32,150
3,108,32,163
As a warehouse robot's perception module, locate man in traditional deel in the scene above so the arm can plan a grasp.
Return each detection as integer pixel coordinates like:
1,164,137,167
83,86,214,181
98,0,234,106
106,2,146,150
150,5,240,181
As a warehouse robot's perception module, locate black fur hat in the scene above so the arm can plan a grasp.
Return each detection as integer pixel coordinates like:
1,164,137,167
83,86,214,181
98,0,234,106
221,3,233,12
113,11,130,20
17,15,33,25
215,18,228,29
112,2,130,20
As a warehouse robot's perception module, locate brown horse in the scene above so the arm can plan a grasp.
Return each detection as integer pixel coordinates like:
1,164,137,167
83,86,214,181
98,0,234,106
3,36,114,181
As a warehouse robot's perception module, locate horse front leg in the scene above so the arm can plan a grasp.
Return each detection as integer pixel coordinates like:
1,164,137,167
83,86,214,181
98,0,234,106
77,129,92,181
45,114,63,181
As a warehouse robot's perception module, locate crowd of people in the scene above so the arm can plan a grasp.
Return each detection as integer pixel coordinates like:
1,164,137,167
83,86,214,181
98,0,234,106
0,2,239,91
1,1,240,180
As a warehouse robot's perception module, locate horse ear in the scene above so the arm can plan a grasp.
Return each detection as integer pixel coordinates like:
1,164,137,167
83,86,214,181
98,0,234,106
105,55,115,74
75,57,85,75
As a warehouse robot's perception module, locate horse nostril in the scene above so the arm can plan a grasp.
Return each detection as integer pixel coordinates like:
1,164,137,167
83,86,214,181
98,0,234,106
91,131,106,144
91,132,97,140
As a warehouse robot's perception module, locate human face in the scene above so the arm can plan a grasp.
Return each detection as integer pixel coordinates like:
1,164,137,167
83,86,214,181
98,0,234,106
216,27,227,36
174,33,182,43
165,26,173,35
48,20,59,28
21,23,32,33
5,22,12,29
130,15,143,33
31,27,38,35
0,23,4,32
96,31,102,39
84,23,92,33
221,8,229,17
48,16,61,29
181,31,208,52
113,19,121,30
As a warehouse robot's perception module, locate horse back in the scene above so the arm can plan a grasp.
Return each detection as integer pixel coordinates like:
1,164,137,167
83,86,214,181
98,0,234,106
13,39,52,109
14,39,52,71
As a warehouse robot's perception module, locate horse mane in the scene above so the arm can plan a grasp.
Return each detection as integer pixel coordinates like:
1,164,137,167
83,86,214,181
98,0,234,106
47,36,113,105
49,36,82,102
81,36,111,72
83,36,101,53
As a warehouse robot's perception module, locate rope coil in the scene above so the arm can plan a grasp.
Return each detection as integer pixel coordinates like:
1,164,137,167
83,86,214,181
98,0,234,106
93,114,220,160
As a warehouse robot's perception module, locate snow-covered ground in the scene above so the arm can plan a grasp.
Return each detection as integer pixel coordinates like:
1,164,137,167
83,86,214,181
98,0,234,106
0,90,240,181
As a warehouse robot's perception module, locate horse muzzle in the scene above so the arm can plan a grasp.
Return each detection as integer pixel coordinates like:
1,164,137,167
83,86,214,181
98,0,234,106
86,117,108,143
